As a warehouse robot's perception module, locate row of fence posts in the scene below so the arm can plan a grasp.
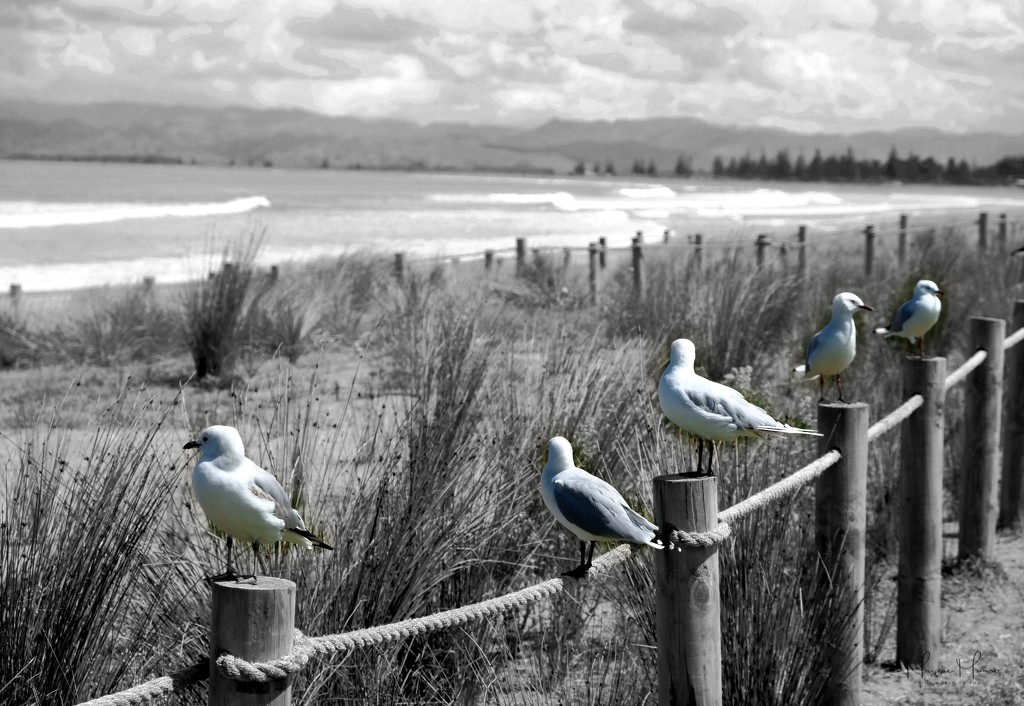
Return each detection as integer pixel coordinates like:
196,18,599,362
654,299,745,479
386,211,1016,305
2,213,1017,306
201,304,1023,706
653,304,1023,705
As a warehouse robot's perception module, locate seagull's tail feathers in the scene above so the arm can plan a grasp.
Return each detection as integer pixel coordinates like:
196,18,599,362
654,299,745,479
654,522,683,552
873,326,893,336
792,364,820,382
284,527,334,550
759,424,823,437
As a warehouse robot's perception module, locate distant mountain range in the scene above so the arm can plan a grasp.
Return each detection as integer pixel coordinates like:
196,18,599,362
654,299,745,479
1,100,1021,175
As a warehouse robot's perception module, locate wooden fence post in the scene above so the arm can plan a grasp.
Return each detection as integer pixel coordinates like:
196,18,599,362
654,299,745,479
898,214,908,268
9,283,21,311
268,266,279,285
797,225,807,278
663,228,672,244
997,214,1007,253
959,317,1005,562
393,253,405,285
515,238,527,277
562,247,571,271
755,234,769,267
897,357,945,667
816,402,868,706
977,212,988,251
694,233,703,269
653,474,722,706
588,242,599,306
484,250,494,272
598,237,607,270
211,578,296,705
999,300,1024,529
632,235,646,300
864,225,875,277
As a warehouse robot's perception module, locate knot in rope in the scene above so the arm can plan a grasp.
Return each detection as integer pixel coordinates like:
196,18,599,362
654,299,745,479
669,521,732,548
216,629,315,683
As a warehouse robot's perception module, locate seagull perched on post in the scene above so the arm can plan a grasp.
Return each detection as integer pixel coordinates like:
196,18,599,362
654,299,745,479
794,292,873,403
874,279,944,357
659,338,821,476
540,436,674,578
184,425,332,582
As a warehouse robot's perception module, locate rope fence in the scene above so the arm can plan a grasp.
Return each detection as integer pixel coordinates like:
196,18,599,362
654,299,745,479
76,308,1024,706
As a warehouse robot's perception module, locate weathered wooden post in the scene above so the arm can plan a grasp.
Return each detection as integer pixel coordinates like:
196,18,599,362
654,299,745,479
977,212,988,251
269,266,279,285
959,317,1005,562
9,283,21,311
778,242,789,270
515,238,527,277
997,213,1008,253
142,276,156,295
898,214,908,267
816,403,868,706
864,225,875,277
588,242,599,306
598,236,607,270
484,250,494,272
897,357,945,668
632,235,646,300
663,228,672,244
211,578,296,705
797,225,807,278
694,233,703,270
755,233,769,267
999,300,1024,529
653,474,722,706
393,252,405,285
562,247,571,271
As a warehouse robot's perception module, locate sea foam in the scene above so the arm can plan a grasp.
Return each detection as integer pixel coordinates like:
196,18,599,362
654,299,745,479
0,195,270,229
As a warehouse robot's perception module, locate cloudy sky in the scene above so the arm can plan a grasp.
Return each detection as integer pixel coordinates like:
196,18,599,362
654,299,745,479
2,0,1022,135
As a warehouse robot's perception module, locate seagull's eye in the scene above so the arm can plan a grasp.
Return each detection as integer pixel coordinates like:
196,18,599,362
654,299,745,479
202,436,208,442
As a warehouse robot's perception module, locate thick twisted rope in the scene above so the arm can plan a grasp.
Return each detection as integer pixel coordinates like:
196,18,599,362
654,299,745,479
1005,325,1024,351
216,543,636,682
75,660,208,706
944,349,987,391
868,394,923,442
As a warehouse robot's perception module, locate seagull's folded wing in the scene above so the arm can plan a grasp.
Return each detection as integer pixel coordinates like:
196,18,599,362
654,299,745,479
553,473,656,544
888,299,916,333
249,462,307,530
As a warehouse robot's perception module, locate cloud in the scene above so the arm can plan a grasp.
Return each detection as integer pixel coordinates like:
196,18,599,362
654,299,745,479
0,0,1020,134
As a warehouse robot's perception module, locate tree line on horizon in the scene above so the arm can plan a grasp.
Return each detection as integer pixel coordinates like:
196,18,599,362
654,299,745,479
574,148,1024,185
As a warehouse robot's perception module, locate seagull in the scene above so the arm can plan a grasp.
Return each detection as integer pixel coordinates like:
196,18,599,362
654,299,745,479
794,292,873,403
873,279,944,356
659,338,821,476
184,425,333,582
540,436,673,578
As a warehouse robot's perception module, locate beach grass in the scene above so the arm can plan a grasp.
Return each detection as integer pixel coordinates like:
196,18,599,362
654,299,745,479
1,225,1023,704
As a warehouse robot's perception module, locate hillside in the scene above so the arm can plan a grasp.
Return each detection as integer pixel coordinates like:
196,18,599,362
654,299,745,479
1,100,1021,174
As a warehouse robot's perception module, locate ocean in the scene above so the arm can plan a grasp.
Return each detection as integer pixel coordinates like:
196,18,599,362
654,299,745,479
2,159,1023,293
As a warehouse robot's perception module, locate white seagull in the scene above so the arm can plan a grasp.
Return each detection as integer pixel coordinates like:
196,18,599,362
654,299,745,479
184,425,332,582
873,279,944,356
794,292,873,402
540,436,672,578
659,338,821,476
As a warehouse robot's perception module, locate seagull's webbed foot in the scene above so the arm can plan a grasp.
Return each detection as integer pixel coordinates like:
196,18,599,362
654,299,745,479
562,563,591,579
204,569,256,584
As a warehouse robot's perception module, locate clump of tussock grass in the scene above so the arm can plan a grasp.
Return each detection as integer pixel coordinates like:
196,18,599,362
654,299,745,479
53,288,181,366
0,383,193,705
0,309,38,368
181,237,268,380
606,249,807,381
